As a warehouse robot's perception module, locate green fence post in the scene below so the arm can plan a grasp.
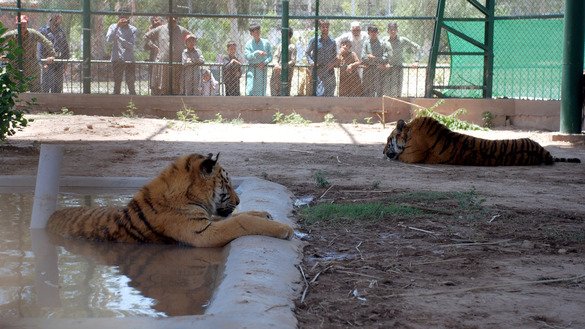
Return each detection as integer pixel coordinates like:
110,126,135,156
280,0,290,96
425,0,445,98
312,0,319,96
560,0,585,134
82,0,91,94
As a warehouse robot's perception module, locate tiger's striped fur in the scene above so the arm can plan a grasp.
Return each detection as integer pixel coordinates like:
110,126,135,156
47,153,294,247
383,117,581,166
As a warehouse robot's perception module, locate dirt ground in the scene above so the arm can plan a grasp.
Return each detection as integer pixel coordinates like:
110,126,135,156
1,114,585,328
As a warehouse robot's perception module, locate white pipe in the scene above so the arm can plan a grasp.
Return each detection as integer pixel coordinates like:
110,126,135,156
30,144,63,229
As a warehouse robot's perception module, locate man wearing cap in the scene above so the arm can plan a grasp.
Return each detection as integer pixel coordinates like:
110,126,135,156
244,22,272,96
2,15,56,92
384,22,421,97
106,7,137,95
362,24,391,97
39,13,70,93
306,19,337,97
144,16,192,95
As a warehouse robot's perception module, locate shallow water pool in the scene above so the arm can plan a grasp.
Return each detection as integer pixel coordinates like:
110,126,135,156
0,193,226,319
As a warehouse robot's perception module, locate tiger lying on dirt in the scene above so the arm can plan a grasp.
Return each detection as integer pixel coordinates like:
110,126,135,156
383,117,581,166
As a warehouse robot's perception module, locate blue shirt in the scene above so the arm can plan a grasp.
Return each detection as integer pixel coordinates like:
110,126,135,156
106,23,137,62
306,34,337,67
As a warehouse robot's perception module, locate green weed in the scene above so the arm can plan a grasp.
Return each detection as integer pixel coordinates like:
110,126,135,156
272,111,311,125
415,100,487,131
123,99,138,118
323,113,336,125
313,170,330,188
299,202,422,224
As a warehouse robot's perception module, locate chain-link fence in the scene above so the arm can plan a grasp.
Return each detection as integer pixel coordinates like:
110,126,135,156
0,0,567,99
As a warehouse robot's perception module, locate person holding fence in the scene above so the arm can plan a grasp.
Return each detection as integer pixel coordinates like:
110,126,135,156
144,16,192,95
39,13,69,93
337,38,362,97
219,41,243,96
199,68,219,96
106,7,137,95
270,27,296,96
144,16,163,95
362,24,391,97
244,22,272,96
306,19,337,97
384,22,421,97
182,34,205,96
1,15,55,92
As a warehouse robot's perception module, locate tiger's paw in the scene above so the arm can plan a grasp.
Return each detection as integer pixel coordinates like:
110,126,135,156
280,225,294,240
243,210,273,220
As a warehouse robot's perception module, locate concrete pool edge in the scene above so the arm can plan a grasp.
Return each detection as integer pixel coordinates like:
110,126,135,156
0,175,303,329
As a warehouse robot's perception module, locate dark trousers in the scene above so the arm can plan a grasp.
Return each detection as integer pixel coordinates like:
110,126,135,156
113,61,136,95
41,63,65,93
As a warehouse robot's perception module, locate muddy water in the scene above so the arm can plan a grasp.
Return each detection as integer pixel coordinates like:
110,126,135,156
0,193,226,318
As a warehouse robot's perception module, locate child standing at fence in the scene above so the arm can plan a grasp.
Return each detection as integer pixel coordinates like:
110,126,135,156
199,68,218,96
337,38,363,97
219,41,243,96
182,34,205,95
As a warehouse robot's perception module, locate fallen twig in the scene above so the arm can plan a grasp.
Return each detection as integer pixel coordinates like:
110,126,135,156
488,214,501,223
319,184,335,199
439,239,512,247
299,265,309,304
410,257,467,266
399,224,437,235
355,241,364,260
385,273,585,298
334,267,383,281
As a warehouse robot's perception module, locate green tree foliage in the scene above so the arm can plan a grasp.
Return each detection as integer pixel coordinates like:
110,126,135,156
0,23,31,141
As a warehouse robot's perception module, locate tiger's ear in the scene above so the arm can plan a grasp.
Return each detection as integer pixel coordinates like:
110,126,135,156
396,119,406,132
201,153,219,175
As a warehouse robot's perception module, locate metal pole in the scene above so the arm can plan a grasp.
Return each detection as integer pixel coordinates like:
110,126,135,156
16,0,23,72
168,0,174,95
560,0,585,134
425,0,445,97
312,0,319,96
483,0,495,98
82,0,91,94
280,0,290,96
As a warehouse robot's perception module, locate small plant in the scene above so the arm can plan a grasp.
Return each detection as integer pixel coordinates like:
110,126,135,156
371,180,381,189
273,111,311,125
482,111,494,128
229,114,244,125
313,170,330,188
0,23,33,141
122,99,138,118
363,117,374,125
176,99,199,128
323,113,336,125
60,107,74,115
205,113,224,123
352,119,359,126
415,100,486,131
299,202,422,224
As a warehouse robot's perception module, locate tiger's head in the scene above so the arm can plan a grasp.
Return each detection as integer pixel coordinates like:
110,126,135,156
150,153,240,217
383,119,408,159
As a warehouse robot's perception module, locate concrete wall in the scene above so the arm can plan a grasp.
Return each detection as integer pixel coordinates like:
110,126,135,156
21,93,564,131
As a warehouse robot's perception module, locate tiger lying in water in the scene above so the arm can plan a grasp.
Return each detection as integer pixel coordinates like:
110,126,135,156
383,117,581,166
48,153,294,247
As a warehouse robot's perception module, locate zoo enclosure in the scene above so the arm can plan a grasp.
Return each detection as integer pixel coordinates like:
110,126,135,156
0,0,569,99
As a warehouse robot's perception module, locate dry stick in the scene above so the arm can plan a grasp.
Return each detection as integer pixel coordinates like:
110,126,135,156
399,224,437,235
298,264,310,304
382,95,427,110
289,149,316,154
319,184,335,199
334,267,383,281
385,273,585,298
355,241,364,260
439,239,512,247
410,257,467,266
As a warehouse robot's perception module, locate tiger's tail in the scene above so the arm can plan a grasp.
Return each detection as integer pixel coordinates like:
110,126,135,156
553,157,581,163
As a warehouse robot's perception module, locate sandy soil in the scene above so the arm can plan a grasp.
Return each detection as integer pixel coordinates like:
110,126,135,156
2,114,585,328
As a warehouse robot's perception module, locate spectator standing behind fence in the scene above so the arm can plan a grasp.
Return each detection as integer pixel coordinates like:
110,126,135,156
337,39,362,97
244,23,272,96
306,19,337,97
200,68,218,96
182,34,205,96
38,13,69,93
384,22,421,97
144,16,191,95
144,16,163,95
106,8,137,95
219,41,242,96
336,21,367,83
362,24,391,97
1,15,55,92
270,28,296,96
